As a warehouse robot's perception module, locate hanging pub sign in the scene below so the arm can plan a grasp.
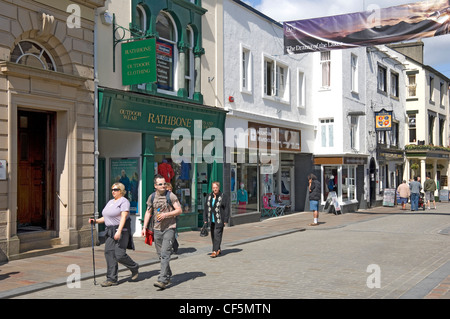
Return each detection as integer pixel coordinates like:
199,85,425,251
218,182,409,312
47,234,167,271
121,38,157,86
284,0,450,54
375,109,393,131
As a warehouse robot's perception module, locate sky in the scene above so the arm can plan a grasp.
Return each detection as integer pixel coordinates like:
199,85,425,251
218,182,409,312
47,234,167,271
243,0,450,79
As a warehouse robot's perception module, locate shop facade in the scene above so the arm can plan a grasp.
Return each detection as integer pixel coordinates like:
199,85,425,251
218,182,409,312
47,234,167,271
225,116,313,225
313,156,366,212
98,88,226,234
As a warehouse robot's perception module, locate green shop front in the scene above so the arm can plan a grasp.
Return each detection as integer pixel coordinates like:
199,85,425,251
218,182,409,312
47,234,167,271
97,88,226,235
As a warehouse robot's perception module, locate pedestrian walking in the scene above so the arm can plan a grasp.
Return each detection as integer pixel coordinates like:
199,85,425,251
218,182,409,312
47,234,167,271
203,181,230,258
308,173,321,226
397,180,410,210
89,182,139,287
409,177,422,211
165,182,179,253
141,174,182,290
423,173,437,210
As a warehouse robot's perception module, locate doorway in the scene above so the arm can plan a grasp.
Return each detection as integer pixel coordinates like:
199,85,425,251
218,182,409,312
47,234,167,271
369,158,376,208
17,110,56,231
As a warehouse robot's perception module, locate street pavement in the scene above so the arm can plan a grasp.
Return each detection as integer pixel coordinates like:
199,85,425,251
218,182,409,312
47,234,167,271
1,202,450,302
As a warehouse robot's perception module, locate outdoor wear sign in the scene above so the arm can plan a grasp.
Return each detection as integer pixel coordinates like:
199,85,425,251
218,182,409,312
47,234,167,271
375,109,393,131
122,38,157,86
284,0,450,54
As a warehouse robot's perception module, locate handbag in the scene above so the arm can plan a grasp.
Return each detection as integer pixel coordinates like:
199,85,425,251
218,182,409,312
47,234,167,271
200,223,208,237
145,229,154,246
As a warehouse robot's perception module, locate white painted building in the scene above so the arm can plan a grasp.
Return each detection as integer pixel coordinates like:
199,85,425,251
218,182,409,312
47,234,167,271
309,45,409,210
389,42,450,195
204,0,316,224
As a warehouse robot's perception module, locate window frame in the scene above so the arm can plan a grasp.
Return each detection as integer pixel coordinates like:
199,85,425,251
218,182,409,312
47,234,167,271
320,51,331,89
262,54,290,102
377,64,387,94
155,11,178,96
240,44,252,94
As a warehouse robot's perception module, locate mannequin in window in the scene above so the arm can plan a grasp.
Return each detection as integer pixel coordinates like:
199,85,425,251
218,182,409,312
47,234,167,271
237,183,248,214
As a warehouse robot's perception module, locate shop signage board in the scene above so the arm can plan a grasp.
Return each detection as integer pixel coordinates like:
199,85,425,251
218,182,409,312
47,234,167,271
98,89,226,136
248,122,301,152
439,189,449,202
375,109,393,131
383,188,396,206
122,38,157,86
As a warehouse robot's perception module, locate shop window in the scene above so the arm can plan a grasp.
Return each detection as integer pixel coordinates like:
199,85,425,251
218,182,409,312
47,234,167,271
10,40,56,71
323,166,338,201
342,166,356,201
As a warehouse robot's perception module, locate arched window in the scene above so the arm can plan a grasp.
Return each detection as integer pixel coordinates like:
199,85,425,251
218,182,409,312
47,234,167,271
155,12,177,93
10,41,56,71
135,4,147,32
156,12,174,41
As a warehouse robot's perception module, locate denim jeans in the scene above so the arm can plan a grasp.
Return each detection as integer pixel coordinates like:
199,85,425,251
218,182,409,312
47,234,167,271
410,192,419,211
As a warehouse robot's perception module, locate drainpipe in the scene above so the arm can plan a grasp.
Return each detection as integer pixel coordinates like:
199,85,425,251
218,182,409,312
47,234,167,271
93,8,100,238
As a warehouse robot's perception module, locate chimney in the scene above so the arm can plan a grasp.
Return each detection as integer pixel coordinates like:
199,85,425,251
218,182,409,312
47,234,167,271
388,41,424,64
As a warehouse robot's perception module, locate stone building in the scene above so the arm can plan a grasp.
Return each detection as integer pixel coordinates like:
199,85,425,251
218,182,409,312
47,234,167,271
0,0,105,261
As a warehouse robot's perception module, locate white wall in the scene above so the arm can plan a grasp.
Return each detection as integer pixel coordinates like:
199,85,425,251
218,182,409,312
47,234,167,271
222,0,315,153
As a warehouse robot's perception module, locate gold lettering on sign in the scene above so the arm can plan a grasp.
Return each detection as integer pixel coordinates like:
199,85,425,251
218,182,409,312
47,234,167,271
120,109,142,121
147,112,192,128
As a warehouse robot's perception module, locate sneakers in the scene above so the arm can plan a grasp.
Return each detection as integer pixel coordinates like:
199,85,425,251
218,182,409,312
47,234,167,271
101,280,118,287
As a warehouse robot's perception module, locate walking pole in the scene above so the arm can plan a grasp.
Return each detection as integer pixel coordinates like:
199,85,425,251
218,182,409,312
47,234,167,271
90,217,97,285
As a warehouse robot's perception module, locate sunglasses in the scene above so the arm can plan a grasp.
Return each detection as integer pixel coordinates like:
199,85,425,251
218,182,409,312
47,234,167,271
155,183,165,186
111,188,120,192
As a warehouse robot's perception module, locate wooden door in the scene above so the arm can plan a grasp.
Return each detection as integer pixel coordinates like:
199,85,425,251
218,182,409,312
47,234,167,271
17,111,52,227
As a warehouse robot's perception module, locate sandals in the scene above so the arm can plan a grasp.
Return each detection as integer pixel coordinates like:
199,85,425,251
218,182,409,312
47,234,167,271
210,250,221,258
308,223,319,226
